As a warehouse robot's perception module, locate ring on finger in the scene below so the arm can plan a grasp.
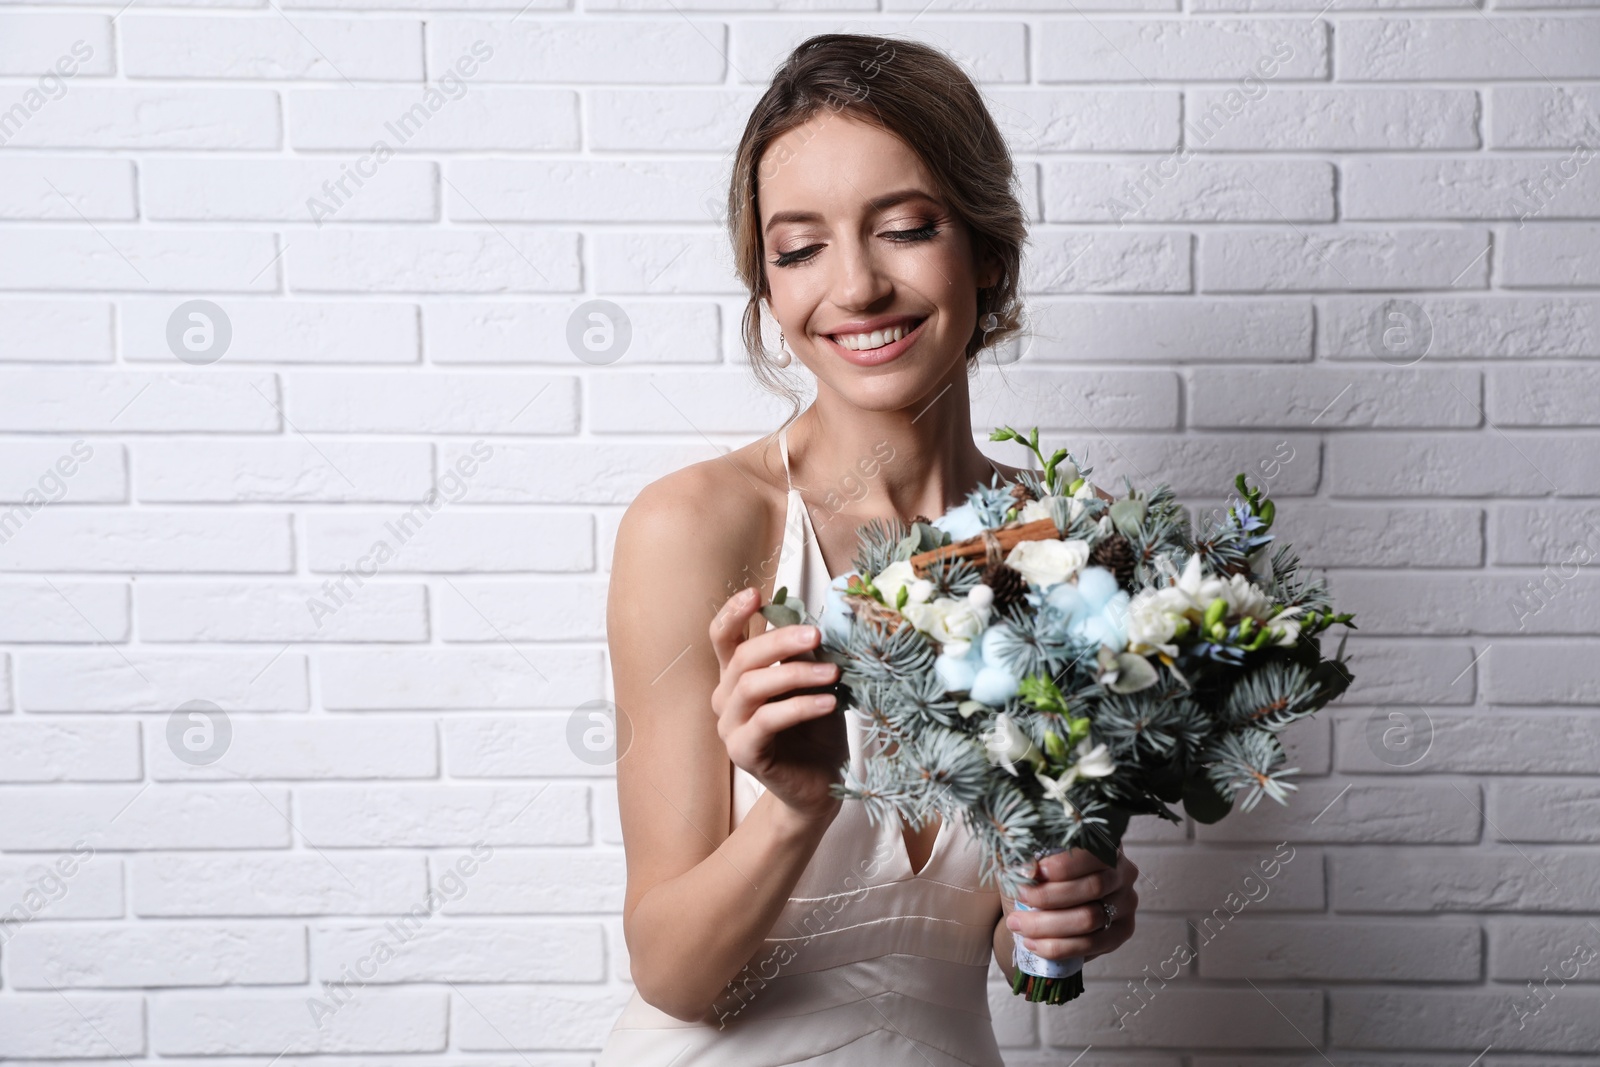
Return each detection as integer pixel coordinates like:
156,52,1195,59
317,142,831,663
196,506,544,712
1099,899,1117,930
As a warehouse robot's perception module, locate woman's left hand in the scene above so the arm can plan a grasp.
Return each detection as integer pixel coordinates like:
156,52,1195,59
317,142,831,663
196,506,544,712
1002,847,1139,963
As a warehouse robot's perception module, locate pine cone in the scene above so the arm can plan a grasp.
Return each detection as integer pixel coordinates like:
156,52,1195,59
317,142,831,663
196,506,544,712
981,561,1029,614
1009,482,1035,505
910,514,932,527
1088,532,1138,592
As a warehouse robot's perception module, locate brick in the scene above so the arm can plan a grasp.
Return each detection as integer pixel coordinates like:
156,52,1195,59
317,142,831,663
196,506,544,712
143,158,436,222
1492,779,1600,842
135,440,432,502
124,298,423,365
433,441,717,503
446,159,723,222
134,852,427,917
436,578,605,640
313,920,604,982
1487,363,1600,424
147,716,437,780
429,19,726,83
423,300,719,364
7,922,306,988
319,649,603,709
1490,86,1600,148
1022,234,1193,295
1044,160,1332,222
1345,158,1600,220
297,784,588,846
1485,639,1600,703
0,997,143,1058
0,229,281,291
0,511,293,574
1503,223,1600,287
1200,228,1490,291
1039,19,1328,81
1327,571,1600,635
0,300,113,362
288,87,579,151
122,15,423,80
1493,502,1600,564
307,510,591,573
988,89,1181,152
152,991,447,1054
0,157,134,219
591,231,741,294
433,849,626,914
18,649,307,711
1186,88,1479,150
1337,709,1600,774
1333,847,1600,911
1318,295,1600,359
1338,17,1600,80
0,721,139,782
0,88,281,150
1126,845,1323,912
286,371,576,433
451,986,633,1050
138,580,428,644
288,228,580,293
0,580,129,642
0,785,292,850
1331,988,1600,1050
0,439,125,502
1193,779,1481,844
0,850,122,921
1044,987,1322,1047
734,22,1027,86
1197,918,1482,980
1190,367,1481,428
1328,433,1600,497
1487,917,1600,980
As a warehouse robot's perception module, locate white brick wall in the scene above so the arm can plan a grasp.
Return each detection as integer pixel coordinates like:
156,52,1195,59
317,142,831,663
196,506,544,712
0,1,1596,1061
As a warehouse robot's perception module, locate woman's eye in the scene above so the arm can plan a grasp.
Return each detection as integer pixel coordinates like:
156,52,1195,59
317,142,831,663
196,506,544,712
885,223,940,243
772,244,821,268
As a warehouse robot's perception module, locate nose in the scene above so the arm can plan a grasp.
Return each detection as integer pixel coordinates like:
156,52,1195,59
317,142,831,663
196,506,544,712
830,232,893,314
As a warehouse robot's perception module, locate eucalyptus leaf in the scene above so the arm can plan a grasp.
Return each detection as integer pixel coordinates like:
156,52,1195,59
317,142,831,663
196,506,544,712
1109,498,1147,537
1107,653,1159,694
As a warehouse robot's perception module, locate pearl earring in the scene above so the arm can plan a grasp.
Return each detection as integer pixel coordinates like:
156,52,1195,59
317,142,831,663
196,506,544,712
773,330,792,368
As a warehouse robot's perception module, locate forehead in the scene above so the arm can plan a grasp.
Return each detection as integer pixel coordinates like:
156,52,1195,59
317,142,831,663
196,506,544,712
756,112,937,226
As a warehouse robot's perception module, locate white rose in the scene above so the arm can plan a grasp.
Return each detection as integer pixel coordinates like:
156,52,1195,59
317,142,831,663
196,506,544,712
1221,573,1273,622
1125,586,1190,657
1019,494,1085,529
1004,538,1091,589
902,595,988,652
872,560,917,607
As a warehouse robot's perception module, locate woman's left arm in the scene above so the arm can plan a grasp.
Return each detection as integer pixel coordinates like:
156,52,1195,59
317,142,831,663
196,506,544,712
989,847,1141,976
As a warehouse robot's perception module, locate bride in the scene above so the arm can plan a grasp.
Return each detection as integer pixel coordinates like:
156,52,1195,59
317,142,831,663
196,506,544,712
597,33,1141,1065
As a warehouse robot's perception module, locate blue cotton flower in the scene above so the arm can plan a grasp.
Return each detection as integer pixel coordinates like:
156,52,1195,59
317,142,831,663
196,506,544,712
970,664,1020,706
1075,565,1120,610
934,641,982,691
819,572,856,644
933,502,986,541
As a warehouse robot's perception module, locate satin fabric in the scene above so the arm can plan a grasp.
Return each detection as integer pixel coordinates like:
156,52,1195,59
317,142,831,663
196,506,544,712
595,425,1006,1066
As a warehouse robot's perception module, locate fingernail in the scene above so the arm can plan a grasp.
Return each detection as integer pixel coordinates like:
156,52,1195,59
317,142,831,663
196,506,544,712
1005,914,1020,931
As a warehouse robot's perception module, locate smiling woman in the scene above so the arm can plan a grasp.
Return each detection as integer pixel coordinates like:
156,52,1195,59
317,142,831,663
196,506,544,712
595,33,1141,1066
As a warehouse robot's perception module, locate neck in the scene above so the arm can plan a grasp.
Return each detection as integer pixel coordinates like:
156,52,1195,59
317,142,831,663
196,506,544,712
784,361,1005,525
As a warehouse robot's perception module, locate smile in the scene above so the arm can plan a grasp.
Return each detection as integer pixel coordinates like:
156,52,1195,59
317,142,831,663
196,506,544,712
822,316,928,367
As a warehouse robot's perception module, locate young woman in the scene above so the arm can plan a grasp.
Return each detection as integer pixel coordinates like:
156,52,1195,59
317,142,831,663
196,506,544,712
597,34,1141,1065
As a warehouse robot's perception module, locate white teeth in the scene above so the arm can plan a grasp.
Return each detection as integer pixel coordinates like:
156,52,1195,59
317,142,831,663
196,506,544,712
832,321,917,351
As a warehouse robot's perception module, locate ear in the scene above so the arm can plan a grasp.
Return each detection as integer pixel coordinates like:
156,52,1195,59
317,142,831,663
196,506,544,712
976,249,1002,291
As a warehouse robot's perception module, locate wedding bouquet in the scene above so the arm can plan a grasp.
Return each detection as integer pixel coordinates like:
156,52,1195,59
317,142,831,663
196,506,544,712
760,426,1356,1004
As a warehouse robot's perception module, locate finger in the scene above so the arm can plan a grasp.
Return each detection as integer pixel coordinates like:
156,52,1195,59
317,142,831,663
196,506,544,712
727,621,822,679
1016,864,1121,910
709,587,762,672
729,659,839,721
1037,846,1113,883
725,692,840,767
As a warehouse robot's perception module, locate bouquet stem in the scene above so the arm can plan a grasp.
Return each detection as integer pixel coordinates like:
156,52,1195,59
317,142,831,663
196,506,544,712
1009,899,1086,1004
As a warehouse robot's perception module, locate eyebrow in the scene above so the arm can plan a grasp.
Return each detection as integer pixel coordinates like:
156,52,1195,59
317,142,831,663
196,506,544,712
762,188,940,235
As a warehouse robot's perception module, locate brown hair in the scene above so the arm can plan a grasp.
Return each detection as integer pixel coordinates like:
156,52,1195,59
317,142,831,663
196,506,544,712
725,33,1028,413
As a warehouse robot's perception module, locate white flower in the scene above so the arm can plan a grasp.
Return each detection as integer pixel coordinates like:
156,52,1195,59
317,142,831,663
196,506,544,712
872,560,917,607
1172,552,1229,613
907,578,936,605
902,593,989,654
1034,740,1113,818
1004,538,1091,589
1019,494,1087,528
1125,586,1191,657
984,712,1044,777
1266,604,1304,646
1221,573,1274,622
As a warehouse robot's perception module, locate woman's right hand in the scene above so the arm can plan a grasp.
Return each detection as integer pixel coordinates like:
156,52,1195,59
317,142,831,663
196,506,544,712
709,586,848,825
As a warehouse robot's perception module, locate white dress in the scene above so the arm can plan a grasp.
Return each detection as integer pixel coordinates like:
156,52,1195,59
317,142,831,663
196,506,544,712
595,425,1009,1067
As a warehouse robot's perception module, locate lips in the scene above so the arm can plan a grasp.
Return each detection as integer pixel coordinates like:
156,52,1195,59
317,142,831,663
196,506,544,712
821,316,928,367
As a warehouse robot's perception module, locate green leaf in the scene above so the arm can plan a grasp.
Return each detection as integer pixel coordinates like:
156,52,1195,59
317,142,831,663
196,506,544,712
1018,673,1070,716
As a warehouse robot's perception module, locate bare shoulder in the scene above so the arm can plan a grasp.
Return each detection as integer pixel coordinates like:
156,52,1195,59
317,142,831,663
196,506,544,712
611,438,786,611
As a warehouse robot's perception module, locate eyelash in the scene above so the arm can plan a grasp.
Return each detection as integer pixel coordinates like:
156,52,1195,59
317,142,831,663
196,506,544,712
771,223,942,269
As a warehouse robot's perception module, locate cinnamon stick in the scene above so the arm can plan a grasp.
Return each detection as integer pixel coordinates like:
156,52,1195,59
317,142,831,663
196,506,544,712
907,517,1061,577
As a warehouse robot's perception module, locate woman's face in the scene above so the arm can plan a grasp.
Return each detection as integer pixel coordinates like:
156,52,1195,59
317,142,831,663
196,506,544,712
757,111,997,411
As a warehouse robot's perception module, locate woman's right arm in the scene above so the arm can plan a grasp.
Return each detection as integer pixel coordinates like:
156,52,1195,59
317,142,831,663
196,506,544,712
608,470,845,1023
